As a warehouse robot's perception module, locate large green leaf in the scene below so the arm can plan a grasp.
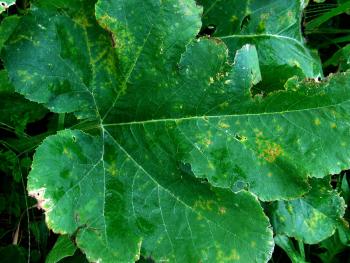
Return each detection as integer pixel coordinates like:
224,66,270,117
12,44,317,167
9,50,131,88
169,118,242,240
3,0,350,261
29,129,274,262
198,0,322,93
268,178,346,244
5,0,350,201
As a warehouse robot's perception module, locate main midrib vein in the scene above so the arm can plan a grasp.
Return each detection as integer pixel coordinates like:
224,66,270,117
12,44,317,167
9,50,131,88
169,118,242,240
102,99,349,127
219,33,305,50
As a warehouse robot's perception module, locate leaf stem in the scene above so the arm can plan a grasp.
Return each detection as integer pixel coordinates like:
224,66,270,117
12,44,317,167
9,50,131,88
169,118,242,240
297,240,305,259
58,113,65,130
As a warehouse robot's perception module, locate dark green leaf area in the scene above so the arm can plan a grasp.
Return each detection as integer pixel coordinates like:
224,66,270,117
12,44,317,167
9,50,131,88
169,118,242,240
3,6,120,119
0,149,20,181
198,0,322,93
0,245,26,263
106,70,350,201
0,70,47,135
199,0,301,38
269,177,346,244
0,15,19,51
317,226,350,263
28,129,273,263
9,0,350,203
6,1,350,262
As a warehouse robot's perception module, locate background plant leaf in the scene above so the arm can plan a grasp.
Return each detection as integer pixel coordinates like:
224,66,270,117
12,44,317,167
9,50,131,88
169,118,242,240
268,177,346,244
324,44,350,71
274,235,307,263
45,235,77,263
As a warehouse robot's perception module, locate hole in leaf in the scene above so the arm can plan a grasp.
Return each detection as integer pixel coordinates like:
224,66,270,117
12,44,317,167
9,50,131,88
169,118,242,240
136,256,155,263
234,133,247,142
197,24,216,37
232,180,249,193
330,174,338,189
240,14,251,30
178,162,195,177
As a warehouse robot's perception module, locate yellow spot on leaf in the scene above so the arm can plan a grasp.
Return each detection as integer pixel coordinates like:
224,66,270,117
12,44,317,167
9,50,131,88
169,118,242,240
203,138,212,147
254,129,263,137
314,118,321,126
330,123,337,129
208,161,215,170
275,125,283,132
218,207,227,215
17,70,32,81
305,212,325,229
230,15,238,23
217,249,240,261
219,121,230,129
194,199,215,211
107,162,118,176
196,214,203,221
219,102,229,109
267,172,273,177
251,241,256,248
63,147,72,158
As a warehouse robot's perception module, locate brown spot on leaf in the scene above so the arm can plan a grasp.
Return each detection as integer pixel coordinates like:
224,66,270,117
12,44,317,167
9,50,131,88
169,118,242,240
256,133,283,162
218,207,227,215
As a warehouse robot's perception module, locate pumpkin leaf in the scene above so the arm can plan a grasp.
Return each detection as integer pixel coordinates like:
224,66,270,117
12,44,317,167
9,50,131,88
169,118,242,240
268,178,346,244
2,0,350,262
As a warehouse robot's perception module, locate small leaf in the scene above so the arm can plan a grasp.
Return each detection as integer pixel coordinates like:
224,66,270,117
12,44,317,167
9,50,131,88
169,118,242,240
274,235,307,263
317,226,350,263
46,235,77,263
324,44,350,72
